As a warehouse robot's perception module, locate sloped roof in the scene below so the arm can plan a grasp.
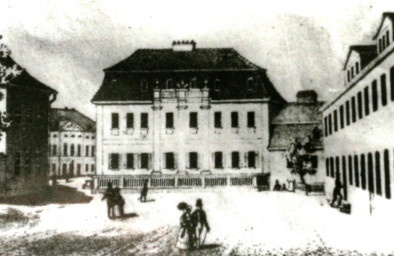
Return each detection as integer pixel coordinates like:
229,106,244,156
343,45,377,70
269,101,324,150
271,102,324,124
105,48,259,71
373,12,394,40
50,108,95,132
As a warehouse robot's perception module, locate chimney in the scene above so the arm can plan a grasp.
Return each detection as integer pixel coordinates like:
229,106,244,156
296,90,317,103
172,40,196,51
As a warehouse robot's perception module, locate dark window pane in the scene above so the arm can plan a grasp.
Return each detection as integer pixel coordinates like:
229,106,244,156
345,101,350,125
333,110,338,132
381,74,387,106
141,113,148,128
375,152,382,196
189,152,198,169
165,153,175,169
324,117,328,137
372,80,378,111
348,155,353,186
126,153,134,169
326,158,330,176
247,112,255,128
127,113,134,128
232,152,240,168
351,96,356,123
367,153,374,193
328,114,332,135
110,153,119,170
339,106,344,129
364,87,370,116
361,154,366,189
357,92,363,119
141,153,149,169
166,112,174,128
111,113,119,129
248,151,256,168
214,112,222,128
390,66,394,101
384,150,391,199
231,112,238,128
215,152,223,168
330,157,334,177
189,112,198,128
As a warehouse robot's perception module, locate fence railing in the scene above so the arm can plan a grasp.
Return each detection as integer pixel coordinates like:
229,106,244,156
93,173,270,192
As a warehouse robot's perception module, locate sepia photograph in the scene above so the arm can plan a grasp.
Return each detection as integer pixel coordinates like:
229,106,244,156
0,0,393,255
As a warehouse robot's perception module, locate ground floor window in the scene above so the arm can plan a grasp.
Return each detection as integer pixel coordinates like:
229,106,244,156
214,152,223,169
165,152,175,169
248,151,256,168
141,153,149,169
109,153,119,170
86,164,89,172
232,152,240,168
189,152,198,169
126,153,134,169
91,164,95,172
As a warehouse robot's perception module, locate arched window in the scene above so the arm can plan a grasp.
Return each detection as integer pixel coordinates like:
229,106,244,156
63,143,68,156
367,153,374,193
384,150,391,199
375,151,382,196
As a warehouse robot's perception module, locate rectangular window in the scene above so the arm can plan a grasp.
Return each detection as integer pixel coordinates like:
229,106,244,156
335,156,340,177
126,113,134,128
348,155,353,186
357,92,363,119
324,117,328,137
166,112,174,129
364,86,370,116
384,150,391,199
63,143,68,156
52,145,57,156
339,106,344,129
248,151,256,168
361,154,366,190
368,153,374,193
231,112,238,128
375,152,382,196
214,112,222,128
326,158,330,176
189,152,198,169
333,110,338,132
381,74,387,106
355,155,360,187
91,164,95,172
351,67,354,78
77,145,81,156
141,153,149,169
91,146,95,157
231,152,240,168
345,101,350,125
372,80,378,111
328,114,332,135
351,96,356,123
189,112,198,128
52,163,56,174
356,62,360,74
86,164,89,172
111,113,119,129
379,39,382,53
214,152,223,169
347,70,351,82
86,145,89,157
390,67,394,101
70,144,75,156
386,30,390,46
126,153,134,169
165,153,175,169
141,113,148,128
109,153,119,170
247,112,255,128
330,157,334,177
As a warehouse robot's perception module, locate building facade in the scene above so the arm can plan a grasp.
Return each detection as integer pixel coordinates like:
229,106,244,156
92,41,285,189
49,108,96,177
322,13,394,217
0,58,57,197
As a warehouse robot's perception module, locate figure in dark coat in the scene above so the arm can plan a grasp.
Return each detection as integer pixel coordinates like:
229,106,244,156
101,182,115,219
273,180,281,191
139,180,148,203
331,175,343,207
192,199,210,249
113,186,125,217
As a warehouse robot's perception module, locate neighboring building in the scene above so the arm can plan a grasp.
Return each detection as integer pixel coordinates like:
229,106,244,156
92,40,285,189
0,59,57,197
322,12,394,217
268,90,325,189
49,108,96,177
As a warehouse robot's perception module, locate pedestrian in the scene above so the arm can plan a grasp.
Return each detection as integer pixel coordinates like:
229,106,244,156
273,179,281,191
281,183,287,191
331,174,343,207
192,199,210,249
176,202,193,250
139,180,148,202
101,182,115,219
113,186,125,217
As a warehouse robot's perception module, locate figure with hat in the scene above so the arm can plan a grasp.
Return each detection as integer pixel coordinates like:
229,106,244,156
176,202,194,250
192,199,210,249
138,180,149,203
101,182,115,219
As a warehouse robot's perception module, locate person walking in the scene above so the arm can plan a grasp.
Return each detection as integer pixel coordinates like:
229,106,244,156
113,186,125,217
176,202,193,250
139,180,148,203
273,180,281,191
101,182,115,219
331,174,343,207
192,199,210,249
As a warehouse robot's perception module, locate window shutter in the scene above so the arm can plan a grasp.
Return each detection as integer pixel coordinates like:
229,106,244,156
148,153,153,170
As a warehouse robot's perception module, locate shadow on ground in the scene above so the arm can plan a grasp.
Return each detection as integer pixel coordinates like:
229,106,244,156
0,185,93,206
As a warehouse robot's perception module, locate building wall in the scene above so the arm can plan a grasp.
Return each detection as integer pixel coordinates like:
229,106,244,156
0,85,52,197
96,89,270,176
49,131,95,177
323,42,394,217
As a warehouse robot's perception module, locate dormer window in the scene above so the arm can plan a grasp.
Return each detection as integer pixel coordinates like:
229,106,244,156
214,79,220,91
247,77,254,90
141,80,148,92
356,62,360,74
379,38,382,53
351,67,354,78
386,30,390,46
166,79,173,89
347,70,351,82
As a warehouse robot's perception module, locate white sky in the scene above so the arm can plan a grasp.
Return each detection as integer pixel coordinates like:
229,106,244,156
0,0,393,119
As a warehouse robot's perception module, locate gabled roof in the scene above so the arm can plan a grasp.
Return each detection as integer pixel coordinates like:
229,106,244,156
105,48,260,72
50,108,95,132
373,12,394,40
343,45,377,70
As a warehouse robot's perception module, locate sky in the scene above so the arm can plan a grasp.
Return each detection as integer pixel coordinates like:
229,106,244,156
0,0,393,119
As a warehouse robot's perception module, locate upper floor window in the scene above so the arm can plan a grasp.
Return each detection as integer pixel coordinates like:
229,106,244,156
165,152,175,169
247,112,255,128
77,145,81,156
247,78,254,90
356,62,360,74
364,86,370,116
141,153,150,169
127,113,134,129
70,144,75,156
166,112,174,129
86,145,89,157
52,145,57,156
333,110,338,132
339,106,344,129
357,92,363,120
63,143,68,156
248,151,256,168
347,70,351,83
166,79,173,89
231,112,239,128
351,67,354,78
91,146,95,157
126,153,134,169
189,112,198,128
381,74,387,106
386,30,390,47
345,101,350,126
379,38,383,53
111,113,119,129
351,96,356,123
324,117,328,137
328,114,332,135
372,80,378,112
141,80,148,92
214,112,222,128
141,113,149,129
214,79,220,91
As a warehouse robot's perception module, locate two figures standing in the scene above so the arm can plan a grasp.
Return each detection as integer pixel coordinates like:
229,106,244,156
101,182,125,219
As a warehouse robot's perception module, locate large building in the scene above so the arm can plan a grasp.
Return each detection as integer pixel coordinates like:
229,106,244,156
49,108,96,177
92,41,286,189
322,13,394,217
0,58,57,197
